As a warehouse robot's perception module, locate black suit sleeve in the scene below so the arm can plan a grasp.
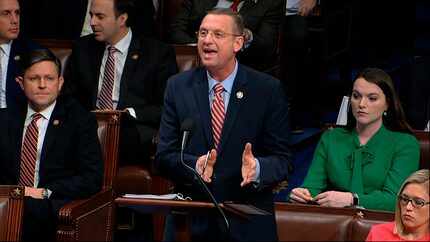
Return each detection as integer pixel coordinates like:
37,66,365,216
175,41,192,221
132,44,178,124
240,0,283,60
131,0,157,38
166,0,199,44
62,38,98,111
45,110,103,199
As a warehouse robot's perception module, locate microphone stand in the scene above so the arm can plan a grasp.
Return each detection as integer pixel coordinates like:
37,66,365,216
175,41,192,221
180,149,231,241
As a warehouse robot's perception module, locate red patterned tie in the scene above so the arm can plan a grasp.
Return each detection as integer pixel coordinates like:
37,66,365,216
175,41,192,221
19,113,43,187
230,0,242,12
211,84,225,149
99,46,116,110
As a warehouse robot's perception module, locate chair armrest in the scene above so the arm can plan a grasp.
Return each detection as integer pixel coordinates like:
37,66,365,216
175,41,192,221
57,188,114,241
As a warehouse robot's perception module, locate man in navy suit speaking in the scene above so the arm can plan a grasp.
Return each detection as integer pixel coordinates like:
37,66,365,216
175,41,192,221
157,8,293,241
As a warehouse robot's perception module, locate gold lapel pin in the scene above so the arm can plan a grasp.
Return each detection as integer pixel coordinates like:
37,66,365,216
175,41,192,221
236,91,244,99
14,55,21,61
53,120,60,125
132,54,139,60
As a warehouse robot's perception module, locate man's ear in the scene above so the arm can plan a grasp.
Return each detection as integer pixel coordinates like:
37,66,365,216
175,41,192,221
119,13,128,27
15,76,24,90
58,76,65,91
233,36,244,53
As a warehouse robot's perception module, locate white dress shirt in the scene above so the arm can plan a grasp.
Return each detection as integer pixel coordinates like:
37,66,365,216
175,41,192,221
0,41,12,108
96,29,132,113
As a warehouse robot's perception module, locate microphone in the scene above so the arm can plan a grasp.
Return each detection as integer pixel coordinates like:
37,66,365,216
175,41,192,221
180,117,195,151
179,118,231,241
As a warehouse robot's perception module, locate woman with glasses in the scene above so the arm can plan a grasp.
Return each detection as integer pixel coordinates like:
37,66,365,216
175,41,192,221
288,67,420,211
366,169,429,241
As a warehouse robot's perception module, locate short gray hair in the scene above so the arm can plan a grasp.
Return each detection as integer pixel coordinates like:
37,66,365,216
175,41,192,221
205,8,244,35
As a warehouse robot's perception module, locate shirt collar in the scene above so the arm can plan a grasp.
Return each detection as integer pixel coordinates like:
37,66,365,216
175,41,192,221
207,60,238,94
0,40,13,57
26,101,57,122
107,28,132,54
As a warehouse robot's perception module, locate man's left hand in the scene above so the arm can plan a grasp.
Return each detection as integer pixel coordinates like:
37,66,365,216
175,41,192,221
241,143,256,187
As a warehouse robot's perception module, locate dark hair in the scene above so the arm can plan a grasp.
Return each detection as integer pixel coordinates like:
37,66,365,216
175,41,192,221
114,0,134,27
205,8,244,35
345,67,412,133
20,49,62,76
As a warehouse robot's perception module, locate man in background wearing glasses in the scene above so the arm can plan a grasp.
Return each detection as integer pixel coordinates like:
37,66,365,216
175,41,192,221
157,8,293,241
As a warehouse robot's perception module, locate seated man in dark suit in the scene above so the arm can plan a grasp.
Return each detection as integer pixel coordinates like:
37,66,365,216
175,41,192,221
0,0,44,109
0,49,103,241
62,0,178,164
166,0,283,63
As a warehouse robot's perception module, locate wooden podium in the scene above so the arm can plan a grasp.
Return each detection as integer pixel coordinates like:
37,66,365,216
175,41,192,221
115,197,270,241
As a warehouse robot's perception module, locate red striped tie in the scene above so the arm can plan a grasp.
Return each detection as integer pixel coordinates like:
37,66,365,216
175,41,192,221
230,0,242,12
19,113,43,187
99,46,116,110
211,84,225,149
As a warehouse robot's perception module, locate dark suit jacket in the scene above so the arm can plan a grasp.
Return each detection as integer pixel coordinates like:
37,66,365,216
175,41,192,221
5,37,44,109
156,63,293,241
0,97,103,214
62,33,178,162
166,0,283,60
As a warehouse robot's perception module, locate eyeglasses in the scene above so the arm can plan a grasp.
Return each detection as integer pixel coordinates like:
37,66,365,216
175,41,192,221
398,194,430,208
196,29,242,40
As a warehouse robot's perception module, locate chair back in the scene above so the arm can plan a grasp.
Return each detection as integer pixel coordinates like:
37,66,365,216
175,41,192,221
0,185,25,242
173,45,201,72
56,111,121,241
412,130,429,169
32,39,74,76
91,110,122,190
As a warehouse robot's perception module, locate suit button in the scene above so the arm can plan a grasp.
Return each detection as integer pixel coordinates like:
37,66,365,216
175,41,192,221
212,174,217,180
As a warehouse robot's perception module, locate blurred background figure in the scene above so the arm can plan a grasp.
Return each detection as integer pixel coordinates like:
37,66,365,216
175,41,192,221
19,0,156,40
0,0,44,109
282,0,317,134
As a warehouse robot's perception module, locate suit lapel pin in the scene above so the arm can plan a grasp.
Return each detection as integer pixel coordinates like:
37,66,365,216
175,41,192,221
236,91,244,99
132,54,139,60
14,55,21,61
53,120,60,125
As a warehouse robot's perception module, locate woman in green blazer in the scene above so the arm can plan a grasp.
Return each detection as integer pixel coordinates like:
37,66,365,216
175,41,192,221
289,67,420,211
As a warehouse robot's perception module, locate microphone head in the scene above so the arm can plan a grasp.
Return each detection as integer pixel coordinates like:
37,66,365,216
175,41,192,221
180,117,196,134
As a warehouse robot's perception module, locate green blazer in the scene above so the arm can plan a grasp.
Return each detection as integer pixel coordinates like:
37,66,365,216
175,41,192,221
289,124,420,211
